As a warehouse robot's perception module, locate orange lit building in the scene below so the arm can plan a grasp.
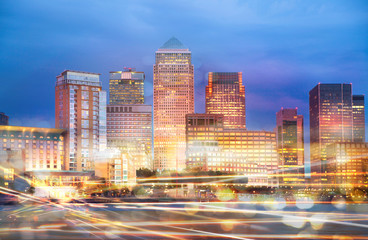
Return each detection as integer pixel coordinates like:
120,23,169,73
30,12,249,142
0,125,66,171
309,83,354,184
95,149,136,185
109,68,145,105
276,108,304,185
206,72,245,129
0,149,24,188
326,142,368,188
186,114,278,187
55,70,107,172
153,37,194,171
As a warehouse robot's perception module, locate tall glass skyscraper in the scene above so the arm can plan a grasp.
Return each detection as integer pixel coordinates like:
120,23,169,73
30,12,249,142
55,70,106,172
109,68,145,105
276,108,304,185
153,37,194,171
352,95,365,143
206,72,246,129
309,83,353,183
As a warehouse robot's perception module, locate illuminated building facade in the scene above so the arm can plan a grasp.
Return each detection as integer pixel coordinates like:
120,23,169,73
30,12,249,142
206,72,245,129
0,149,24,188
153,37,194,171
95,149,136,185
186,114,278,187
55,70,107,172
0,125,65,171
106,104,152,170
109,68,145,105
326,142,368,188
353,95,365,143
0,112,9,125
309,83,354,184
276,108,304,185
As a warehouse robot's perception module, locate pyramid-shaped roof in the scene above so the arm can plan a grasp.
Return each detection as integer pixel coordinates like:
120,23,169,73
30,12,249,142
159,37,187,49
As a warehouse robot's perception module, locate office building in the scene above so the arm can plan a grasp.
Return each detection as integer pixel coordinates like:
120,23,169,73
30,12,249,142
186,114,278,187
0,125,66,171
109,68,145,105
276,108,304,185
0,112,9,125
326,142,368,188
353,95,365,143
153,37,194,171
309,83,354,184
106,104,152,170
55,70,107,172
206,72,246,129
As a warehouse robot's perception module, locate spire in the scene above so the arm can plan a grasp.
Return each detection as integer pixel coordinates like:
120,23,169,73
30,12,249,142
159,37,187,49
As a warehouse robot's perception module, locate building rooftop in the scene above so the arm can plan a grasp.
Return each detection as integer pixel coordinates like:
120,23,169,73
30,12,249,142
0,125,66,134
60,70,101,76
159,37,187,49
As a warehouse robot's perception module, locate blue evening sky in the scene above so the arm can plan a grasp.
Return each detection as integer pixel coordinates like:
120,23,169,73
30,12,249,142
1,0,367,170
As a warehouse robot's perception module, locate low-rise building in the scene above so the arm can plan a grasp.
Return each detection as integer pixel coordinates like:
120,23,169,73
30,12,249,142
326,142,368,188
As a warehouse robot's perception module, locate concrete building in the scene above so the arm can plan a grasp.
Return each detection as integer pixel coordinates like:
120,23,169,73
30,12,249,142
153,37,194,171
276,108,304,186
109,68,145,105
106,104,152,170
55,70,107,172
206,72,246,129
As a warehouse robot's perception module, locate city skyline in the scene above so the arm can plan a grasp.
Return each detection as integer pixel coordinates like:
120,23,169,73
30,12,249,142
0,2,368,239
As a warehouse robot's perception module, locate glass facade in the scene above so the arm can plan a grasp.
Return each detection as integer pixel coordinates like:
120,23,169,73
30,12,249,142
206,72,246,129
109,69,145,105
309,83,354,184
153,37,194,171
352,95,365,143
276,108,304,185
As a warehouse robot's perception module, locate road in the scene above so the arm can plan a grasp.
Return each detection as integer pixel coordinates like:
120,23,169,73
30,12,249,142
0,198,368,239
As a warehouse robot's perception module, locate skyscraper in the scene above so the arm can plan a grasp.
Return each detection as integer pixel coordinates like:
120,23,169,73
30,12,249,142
55,70,106,172
206,72,246,129
276,108,304,185
353,95,365,143
309,83,353,183
109,68,145,105
153,37,194,171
